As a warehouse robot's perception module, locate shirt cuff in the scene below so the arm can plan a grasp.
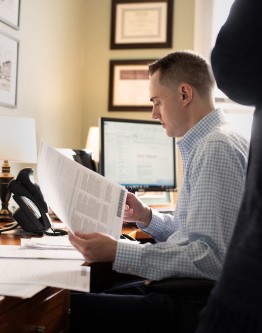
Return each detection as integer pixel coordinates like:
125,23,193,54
113,239,144,275
137,209,164,234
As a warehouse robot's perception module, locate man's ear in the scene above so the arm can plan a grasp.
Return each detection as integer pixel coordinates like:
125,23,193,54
180,83,192,104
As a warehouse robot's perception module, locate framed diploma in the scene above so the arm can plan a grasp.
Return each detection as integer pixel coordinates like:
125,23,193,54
110,0,173,49
108,59,155,111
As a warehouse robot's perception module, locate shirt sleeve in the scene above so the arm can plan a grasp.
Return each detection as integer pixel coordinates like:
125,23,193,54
136,210,179,242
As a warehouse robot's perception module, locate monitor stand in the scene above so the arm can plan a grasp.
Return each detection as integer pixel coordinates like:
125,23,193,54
135,191,176,207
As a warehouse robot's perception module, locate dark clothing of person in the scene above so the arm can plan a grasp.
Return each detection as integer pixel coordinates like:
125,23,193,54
196,0,262,332
210,0,262,106
70,275,176,332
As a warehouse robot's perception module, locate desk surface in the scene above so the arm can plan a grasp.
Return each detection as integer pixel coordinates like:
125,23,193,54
0,230,29,245
0,223,70,333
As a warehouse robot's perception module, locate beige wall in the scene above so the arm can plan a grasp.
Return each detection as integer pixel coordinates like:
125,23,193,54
0,0,194,182
82,0,195,138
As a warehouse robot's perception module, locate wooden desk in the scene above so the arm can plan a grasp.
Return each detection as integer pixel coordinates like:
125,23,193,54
122,222,154,242
0,226,70,333
0,287,69,333
0,205,169,331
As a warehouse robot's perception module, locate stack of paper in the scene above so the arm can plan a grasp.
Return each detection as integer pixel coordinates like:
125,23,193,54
0,258,89,298
21,235,75,250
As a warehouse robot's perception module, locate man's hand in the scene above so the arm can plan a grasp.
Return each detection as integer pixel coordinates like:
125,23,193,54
68,231,117,263
124,192,152,227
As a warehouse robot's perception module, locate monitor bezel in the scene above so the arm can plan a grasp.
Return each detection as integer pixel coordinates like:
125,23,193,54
99,117,177,192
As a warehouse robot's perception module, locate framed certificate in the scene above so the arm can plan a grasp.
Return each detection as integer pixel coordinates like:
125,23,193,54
108,59,155,111
110,0,173,49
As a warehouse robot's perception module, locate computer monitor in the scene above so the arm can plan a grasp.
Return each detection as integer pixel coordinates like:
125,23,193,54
99,117,177,192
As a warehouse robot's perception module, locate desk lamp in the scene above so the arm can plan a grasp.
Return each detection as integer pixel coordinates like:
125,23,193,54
0,116,37,222
86,126,99,168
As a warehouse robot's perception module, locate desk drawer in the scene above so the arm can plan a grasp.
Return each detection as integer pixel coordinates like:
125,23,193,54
0,287,70,333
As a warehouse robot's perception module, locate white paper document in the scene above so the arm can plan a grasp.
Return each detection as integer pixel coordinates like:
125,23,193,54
0,245,83,260
21,235,74,249
0,283,46,299
0,258,90,293
37,140,127,239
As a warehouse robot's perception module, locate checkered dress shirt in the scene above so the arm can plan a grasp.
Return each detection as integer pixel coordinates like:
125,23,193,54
114,109,249,281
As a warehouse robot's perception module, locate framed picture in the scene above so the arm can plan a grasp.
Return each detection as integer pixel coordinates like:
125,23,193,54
110,0,173,49
108,59,154,112
0,0,20,30
0,31,19,108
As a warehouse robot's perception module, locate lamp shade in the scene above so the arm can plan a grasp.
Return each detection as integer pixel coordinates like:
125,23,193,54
86,126,99,162
0,116,37,163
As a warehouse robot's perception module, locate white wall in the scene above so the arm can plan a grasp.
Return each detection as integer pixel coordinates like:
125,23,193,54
0,0,84,149
0,0,85,180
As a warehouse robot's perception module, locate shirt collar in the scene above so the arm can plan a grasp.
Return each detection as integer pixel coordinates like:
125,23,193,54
177,108,227,158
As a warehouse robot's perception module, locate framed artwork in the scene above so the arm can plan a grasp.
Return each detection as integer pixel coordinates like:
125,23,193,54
0,31,19,108
108,59,154,112
0,0,20,30
110,0,173,49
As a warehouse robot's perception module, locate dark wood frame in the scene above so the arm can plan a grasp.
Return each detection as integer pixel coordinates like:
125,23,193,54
110,0,173,49
108,59,155,112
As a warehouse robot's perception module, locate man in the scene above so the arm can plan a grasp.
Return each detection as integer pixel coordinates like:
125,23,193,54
68,50,248,330
195,0,262,332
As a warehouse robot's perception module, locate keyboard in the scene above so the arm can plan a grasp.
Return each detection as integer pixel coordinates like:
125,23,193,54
157,208,175,215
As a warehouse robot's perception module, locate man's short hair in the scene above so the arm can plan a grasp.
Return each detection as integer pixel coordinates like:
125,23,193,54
148,50,215,98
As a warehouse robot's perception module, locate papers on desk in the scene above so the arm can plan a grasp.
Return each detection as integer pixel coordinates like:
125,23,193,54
0,237,87,298
0,283,46,299
0,258,90,298
21,235,74,250
0,234,83,260
37,140,127,239
0,236,90,298
0,235,87,298
0,245,83,260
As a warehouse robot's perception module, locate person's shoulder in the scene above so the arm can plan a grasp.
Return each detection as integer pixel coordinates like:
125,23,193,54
211,0,262,105
202,124,249,149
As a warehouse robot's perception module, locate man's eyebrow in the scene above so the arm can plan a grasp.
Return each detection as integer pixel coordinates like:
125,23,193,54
150,97,156,102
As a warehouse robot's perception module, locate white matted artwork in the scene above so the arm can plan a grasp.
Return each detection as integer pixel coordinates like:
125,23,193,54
0,31,19,108
0,0,20,29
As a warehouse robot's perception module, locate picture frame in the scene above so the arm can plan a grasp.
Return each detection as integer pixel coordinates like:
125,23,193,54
110,0,173,49
108,59,154,112
0,31,19,108
0,0,20,30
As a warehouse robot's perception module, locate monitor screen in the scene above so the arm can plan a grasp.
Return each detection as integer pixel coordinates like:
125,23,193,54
99,117,177,192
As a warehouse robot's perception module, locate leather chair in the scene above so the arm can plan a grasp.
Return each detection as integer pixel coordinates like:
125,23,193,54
144,277,215,333
90,261,215,333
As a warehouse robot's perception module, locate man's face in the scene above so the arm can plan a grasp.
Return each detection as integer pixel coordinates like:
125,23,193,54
149,70,188,138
